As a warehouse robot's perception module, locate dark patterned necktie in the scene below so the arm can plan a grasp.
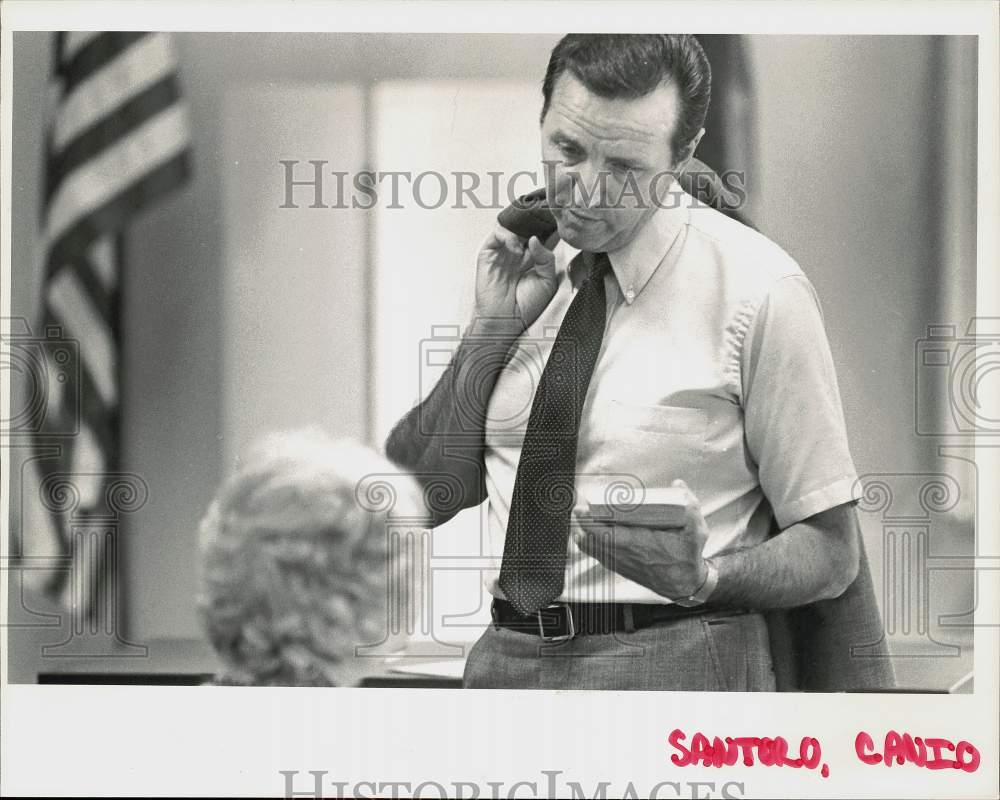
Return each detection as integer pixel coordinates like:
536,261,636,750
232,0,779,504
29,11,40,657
498,251,612,615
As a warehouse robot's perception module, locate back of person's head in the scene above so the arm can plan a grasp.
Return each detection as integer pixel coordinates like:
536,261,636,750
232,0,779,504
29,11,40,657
541,34,712,163
197,428,424,686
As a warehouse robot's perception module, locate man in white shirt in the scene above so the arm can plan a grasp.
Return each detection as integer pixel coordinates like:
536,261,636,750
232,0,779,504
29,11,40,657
387,34,872,691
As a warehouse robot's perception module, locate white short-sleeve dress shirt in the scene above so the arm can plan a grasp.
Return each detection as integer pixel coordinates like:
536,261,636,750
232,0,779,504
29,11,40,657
482,185,862,604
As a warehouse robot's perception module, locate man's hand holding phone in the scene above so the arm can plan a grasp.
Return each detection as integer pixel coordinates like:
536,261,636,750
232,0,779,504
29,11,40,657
474,226,561,335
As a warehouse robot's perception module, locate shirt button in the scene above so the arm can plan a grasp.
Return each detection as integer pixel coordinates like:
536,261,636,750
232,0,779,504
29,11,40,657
625,285,635,303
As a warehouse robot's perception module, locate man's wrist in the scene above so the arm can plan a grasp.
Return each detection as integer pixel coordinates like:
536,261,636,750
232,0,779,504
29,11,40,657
673,558,719,607
466,315,525,339
455,318,522,376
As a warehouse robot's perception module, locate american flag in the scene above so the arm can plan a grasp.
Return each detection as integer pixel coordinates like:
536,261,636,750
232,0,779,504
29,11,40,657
31,31,191,622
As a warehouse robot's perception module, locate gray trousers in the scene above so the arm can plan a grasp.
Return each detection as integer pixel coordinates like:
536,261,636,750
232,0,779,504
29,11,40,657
463,608,777,691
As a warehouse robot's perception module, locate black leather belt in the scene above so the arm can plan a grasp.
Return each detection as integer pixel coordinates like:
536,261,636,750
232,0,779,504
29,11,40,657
490,597,731,641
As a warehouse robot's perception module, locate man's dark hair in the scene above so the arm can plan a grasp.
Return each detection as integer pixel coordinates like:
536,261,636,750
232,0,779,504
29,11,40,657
541,34,712,163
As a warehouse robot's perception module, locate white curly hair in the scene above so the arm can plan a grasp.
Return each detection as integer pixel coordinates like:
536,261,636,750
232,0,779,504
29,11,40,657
197,428,425,686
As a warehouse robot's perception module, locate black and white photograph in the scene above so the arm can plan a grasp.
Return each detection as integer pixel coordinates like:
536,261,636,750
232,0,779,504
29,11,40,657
2,2,998,798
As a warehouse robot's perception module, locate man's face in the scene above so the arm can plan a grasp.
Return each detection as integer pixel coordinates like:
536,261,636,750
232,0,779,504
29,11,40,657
541,72,684,253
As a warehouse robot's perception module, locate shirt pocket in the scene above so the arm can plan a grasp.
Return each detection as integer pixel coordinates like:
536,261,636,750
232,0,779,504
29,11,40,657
604,400,708,437
592,399,709,489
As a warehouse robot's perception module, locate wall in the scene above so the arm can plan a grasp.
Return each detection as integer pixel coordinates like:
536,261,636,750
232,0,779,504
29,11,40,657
752,35,975,475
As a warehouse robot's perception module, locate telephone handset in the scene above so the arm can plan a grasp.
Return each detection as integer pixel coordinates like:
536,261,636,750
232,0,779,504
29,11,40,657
496,158,751,238
496,187,558,241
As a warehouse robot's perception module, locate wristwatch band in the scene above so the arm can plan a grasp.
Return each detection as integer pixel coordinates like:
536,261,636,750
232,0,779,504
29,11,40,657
673,559,719,607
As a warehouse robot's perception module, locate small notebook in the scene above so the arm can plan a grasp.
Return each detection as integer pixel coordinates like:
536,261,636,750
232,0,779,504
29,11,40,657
585,486,687,527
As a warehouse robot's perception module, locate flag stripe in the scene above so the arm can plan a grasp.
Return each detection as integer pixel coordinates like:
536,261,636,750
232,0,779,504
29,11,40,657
47,74,182,201
61,31,102,63
45,150,190,281
37,304,79,439
37,311,118,468
54,32,175,151
37,475,72,593
48,268,118,407
70,424,108,508
58,31,149,96
68,256,116,334
73,360,118,466
88,235,118,292
47,104,190,247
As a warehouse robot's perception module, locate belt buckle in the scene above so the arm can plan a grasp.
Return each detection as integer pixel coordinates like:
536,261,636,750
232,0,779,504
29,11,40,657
537,603,576,642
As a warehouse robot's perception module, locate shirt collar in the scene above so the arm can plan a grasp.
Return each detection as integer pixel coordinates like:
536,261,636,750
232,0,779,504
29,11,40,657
567,178,690,304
